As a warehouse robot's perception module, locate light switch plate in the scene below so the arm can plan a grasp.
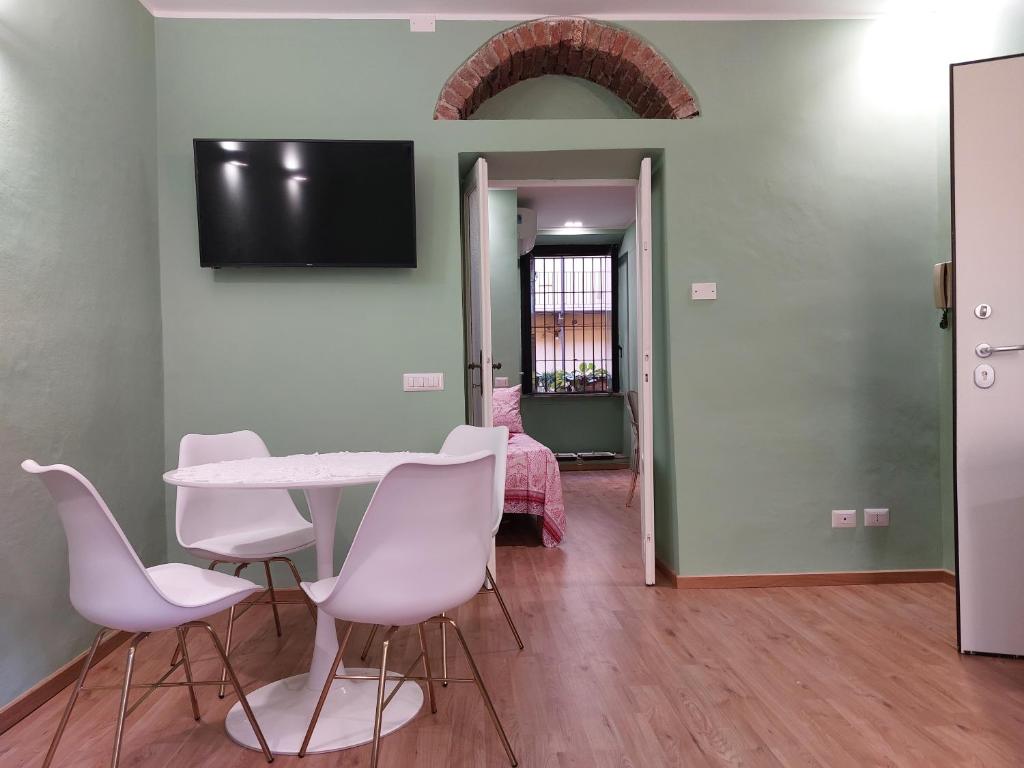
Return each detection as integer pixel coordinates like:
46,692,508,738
494,376,509,388
403,373,444,391
691,282,717,300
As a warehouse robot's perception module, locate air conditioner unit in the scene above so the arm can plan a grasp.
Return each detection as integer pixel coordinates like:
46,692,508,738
517,208,537,256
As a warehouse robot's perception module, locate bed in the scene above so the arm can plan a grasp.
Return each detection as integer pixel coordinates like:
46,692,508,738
499,431,566,549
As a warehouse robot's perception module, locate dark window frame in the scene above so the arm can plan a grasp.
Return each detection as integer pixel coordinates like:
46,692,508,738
519,244,620,396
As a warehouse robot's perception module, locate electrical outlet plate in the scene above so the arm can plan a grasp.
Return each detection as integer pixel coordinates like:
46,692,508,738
864,508,890,527
409,14,436,31
691,282,717,300
832,509,856,528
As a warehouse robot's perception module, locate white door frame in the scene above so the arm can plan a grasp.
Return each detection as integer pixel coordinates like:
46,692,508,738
462,158,493,427
636,157,656,586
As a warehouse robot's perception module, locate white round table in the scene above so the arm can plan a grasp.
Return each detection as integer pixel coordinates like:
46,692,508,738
163,450,438,755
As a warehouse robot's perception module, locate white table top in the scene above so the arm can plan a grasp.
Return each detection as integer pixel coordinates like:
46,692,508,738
163,450,440,489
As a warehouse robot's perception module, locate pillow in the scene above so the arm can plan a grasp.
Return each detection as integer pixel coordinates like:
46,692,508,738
492,384,524,434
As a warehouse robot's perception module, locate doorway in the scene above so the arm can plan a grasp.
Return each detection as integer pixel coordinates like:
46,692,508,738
460,152,659,585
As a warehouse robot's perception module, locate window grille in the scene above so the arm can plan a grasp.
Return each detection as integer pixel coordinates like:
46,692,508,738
520,245,618,395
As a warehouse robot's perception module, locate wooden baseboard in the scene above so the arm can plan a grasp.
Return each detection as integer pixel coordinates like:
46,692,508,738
656,559,956,589
0,587,309,736
655,557,678,586
0,630,132,736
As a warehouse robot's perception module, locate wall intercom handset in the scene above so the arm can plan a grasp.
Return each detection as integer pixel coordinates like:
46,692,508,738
934,261,952,329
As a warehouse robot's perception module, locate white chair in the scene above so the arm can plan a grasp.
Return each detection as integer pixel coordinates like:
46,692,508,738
299,454,517,768
21,460,274,767
174,430,316,695
361,426,524,680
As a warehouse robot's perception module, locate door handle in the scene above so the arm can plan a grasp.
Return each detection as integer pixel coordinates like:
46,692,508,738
976,343,1024,358
468,362,481,370
492,362,502,370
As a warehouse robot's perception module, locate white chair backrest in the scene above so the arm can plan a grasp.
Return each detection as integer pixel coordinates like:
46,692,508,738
22,460,174,631
176,430,308,548
441,425,508,535
318,453,495,626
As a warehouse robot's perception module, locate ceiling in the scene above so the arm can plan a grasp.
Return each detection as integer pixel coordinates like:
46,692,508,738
516,184,636,230
138,0,927,20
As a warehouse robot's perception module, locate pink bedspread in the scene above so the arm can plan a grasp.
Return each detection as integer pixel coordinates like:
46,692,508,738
503,432,566,547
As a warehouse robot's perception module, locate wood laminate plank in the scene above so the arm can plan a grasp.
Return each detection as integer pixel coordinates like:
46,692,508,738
1,470,1021,766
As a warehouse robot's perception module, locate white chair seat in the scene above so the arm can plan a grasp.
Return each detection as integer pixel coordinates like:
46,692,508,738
147,562,261,610
185,522,315,561
300,576,337,605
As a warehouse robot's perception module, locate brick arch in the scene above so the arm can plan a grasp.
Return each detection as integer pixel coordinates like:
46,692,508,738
434,17,698,120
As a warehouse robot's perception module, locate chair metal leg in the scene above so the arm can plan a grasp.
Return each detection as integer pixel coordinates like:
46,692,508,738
441,616,518,767
626,446,639,507
277,557,316,620
42,628,107,768
370,629,396,768
217,562,249,698
188,621,273,763
172,561,223,669
360,624,379,662
111,635,143,768
440,613,449,687
297,623,353,758
485,567,524,651
416,624,437,714
175,628,201,721
263,561,282,637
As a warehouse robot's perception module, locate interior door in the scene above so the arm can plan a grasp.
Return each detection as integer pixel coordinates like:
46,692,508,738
462,158,493,427
636,158,656,586
953,54,1024,655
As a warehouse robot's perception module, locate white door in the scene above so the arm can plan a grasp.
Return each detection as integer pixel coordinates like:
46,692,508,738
636,158,656,586
953,54,1024,655
462,158,493,427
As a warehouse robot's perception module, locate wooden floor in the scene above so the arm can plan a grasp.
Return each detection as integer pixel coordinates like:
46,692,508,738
4,470,1024,767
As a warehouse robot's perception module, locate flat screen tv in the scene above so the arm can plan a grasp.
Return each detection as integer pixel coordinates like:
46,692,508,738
193,139,416,268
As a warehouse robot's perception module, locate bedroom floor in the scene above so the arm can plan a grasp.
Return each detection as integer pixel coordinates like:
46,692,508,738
4,471,1024,766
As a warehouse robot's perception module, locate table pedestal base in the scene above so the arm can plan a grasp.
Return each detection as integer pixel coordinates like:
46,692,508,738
225,669,424,755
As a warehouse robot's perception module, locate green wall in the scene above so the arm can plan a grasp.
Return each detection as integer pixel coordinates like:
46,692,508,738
0,0,162,706
617,223,638,455
521,396,625,455
473,74,637,120
488,189,522,380
155,17,975,577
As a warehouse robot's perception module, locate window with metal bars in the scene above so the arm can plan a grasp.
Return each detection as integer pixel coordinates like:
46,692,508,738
519,245,619,395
